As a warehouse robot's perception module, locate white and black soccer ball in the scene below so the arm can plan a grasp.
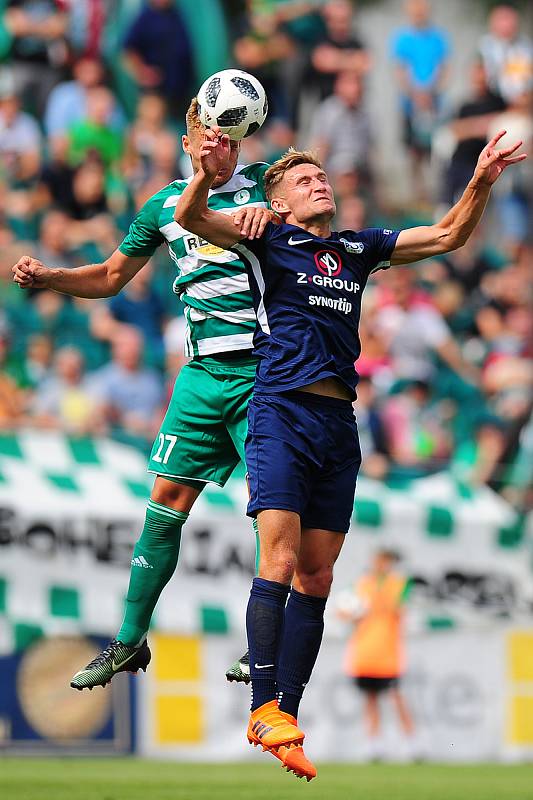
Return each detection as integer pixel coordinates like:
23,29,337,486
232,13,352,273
334,590,369,622
197,69,268,141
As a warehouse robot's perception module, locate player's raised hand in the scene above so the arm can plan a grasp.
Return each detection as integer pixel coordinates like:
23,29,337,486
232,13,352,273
12,256,51,290
474,130,527,186
231,207,281,239
200,126,232,179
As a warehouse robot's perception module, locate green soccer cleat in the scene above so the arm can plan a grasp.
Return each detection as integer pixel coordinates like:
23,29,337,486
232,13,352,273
225,649,250,683
70,638,151,690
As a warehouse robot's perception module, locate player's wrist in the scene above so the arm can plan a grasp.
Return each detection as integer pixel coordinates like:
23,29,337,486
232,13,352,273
44,267,61,289
470,171,493,190
198,166,217,185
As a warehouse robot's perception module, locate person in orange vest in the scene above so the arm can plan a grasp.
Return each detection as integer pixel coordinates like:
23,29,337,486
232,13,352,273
340,548,416,758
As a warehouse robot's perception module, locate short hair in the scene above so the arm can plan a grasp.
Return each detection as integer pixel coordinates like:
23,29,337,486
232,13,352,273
264,148,324,199
186,97,205,135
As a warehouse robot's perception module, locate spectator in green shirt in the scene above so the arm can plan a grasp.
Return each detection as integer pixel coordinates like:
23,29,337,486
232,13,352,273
68,86,123,171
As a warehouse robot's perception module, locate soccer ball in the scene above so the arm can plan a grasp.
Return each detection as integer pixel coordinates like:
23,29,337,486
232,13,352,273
197,69,268,141
335,589,368,622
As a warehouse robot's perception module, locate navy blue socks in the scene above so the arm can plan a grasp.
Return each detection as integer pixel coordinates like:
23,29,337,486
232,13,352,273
276,588,327,720
246,577,290,711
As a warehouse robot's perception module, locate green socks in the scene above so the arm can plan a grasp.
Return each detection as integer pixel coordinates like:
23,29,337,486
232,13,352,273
118,500,188,646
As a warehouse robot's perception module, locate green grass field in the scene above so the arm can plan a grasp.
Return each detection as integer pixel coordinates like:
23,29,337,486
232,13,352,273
1,759,532,800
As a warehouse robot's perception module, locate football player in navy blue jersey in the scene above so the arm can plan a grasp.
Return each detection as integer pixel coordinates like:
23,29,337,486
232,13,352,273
174,127,525,779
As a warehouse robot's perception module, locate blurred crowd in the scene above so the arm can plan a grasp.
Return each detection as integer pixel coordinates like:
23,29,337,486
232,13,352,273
0,0,531,508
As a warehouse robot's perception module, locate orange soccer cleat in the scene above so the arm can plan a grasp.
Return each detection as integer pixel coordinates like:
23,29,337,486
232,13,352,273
247,700,304,750
247,702,317,781
276,710,317,781
276,743,317,782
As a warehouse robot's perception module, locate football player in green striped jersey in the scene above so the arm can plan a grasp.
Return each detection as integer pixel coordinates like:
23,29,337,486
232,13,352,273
12,98,274,690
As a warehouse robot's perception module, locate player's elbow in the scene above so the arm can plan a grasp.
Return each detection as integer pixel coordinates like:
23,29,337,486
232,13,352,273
104,262,126,296
173,204,190,228
435,224,463,254
174,204,206,234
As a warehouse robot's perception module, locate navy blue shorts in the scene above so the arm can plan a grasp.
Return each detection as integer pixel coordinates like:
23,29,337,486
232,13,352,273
245,391,361,533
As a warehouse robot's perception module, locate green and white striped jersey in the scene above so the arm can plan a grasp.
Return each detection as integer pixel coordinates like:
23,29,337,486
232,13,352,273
119,162,268,357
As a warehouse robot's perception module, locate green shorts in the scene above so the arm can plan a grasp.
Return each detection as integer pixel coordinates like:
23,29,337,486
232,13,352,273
148,355,256,486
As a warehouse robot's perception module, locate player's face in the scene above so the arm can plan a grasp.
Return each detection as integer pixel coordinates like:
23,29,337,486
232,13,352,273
182,127,240,187
373,554,393,575
272,164,336,224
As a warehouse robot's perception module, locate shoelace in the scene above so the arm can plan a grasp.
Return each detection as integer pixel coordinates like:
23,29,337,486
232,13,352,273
85,639,121,668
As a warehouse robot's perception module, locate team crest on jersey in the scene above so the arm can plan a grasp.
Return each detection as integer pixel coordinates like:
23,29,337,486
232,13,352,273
314,249,343,277
340,238,364,254
233,189,251,205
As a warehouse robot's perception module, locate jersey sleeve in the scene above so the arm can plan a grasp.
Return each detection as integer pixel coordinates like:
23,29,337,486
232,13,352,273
238,161,269,195
360,227,401,275
119,194,165,258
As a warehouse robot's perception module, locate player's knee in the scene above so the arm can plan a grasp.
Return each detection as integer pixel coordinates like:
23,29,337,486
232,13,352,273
296,565,334,597
260,547,298,585
151,478,200,513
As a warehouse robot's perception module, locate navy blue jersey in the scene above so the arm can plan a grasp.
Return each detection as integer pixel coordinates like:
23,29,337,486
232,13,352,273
234,222,400,398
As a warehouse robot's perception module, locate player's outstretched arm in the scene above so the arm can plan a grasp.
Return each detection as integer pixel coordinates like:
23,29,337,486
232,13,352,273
390,130,526,265
12,249,149,298
174,128,246,249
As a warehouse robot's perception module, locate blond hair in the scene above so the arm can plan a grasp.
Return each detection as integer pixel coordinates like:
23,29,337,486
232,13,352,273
264,148,324,199
186,97,205,135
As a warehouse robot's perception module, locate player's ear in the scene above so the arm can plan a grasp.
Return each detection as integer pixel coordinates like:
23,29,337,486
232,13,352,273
271,197,289,215
182,134,190,154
